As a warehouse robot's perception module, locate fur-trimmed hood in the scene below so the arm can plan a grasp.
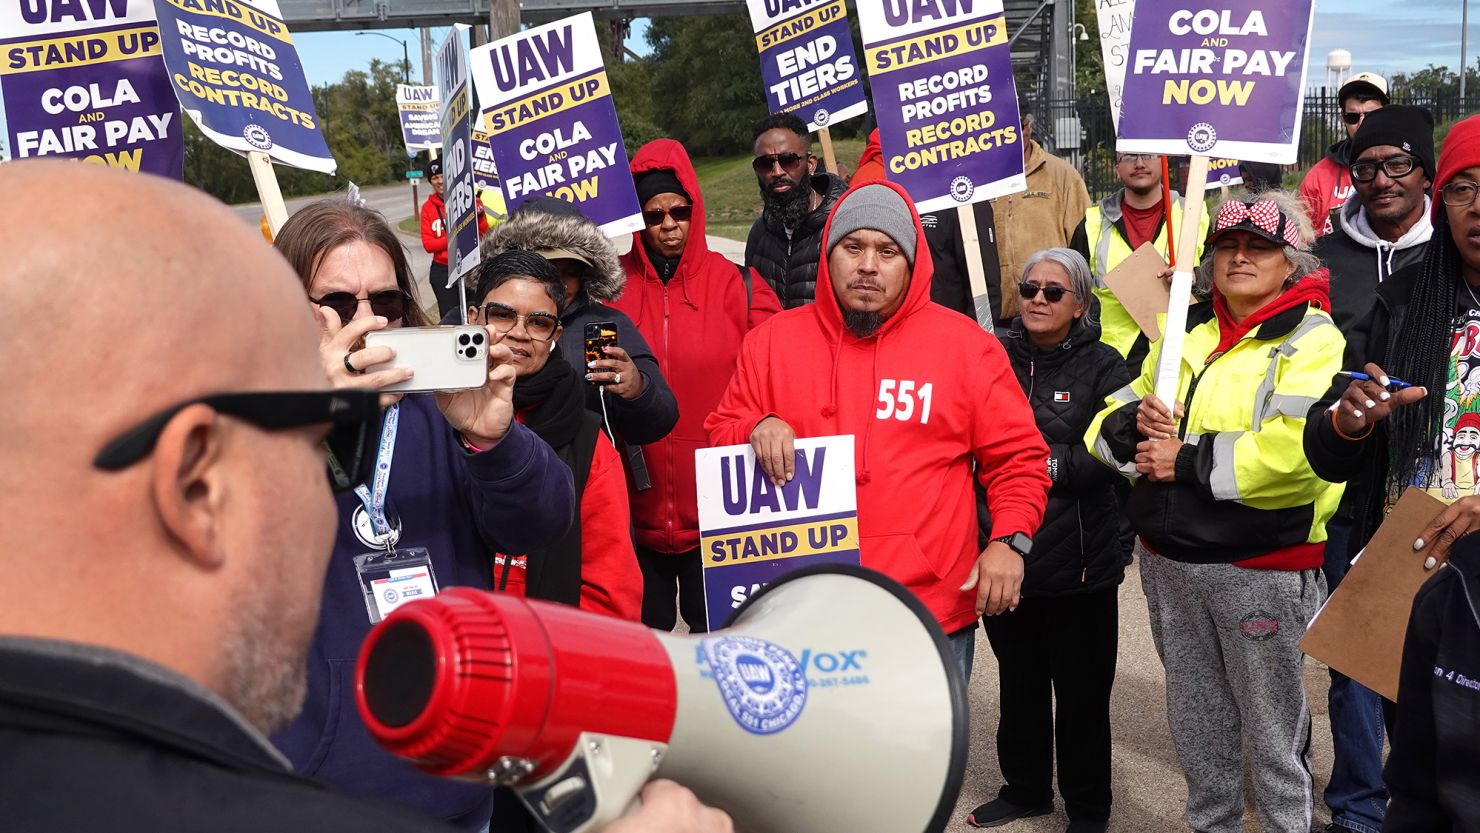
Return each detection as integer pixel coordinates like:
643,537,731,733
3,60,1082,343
480,210,625,302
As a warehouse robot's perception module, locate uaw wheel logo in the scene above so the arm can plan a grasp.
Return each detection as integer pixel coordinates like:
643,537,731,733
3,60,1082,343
1187,122,1217,153
703,636,807,735
812,107,830,127
243,123,274,151
382,587,399,604
949,175,975,202
352,505,402,551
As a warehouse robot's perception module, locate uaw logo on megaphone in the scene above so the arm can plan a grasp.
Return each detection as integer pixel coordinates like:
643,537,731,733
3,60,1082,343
703,636,808,735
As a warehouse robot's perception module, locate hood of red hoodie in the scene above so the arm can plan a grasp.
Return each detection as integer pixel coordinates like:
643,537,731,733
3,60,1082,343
814,179,936,344
1208,268,1331,358
626,139,710,281
853,129,887,184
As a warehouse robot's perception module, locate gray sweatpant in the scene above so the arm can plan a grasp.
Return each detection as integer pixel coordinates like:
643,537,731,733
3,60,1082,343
1139,549,1325,833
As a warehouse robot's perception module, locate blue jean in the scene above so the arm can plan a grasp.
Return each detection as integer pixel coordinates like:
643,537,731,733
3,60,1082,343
1322,517,1389,833
949,626,977,682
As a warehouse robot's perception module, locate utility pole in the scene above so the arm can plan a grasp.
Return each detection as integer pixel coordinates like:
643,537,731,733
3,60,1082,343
1463,0,1470,102
421,27,437,161
489,0,519,41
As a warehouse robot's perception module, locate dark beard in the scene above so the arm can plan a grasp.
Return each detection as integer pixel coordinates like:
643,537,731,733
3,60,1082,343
842,308,883,338
761,176,812,229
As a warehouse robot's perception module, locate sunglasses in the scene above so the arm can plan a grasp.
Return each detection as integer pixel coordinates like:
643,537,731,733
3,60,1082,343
641,205,693,226
1341,111,1369,126
311,290,413,326
477,303,560,341
94,390,384,493
752,152,807,174
1350,155,1420,183
1019,282,1076,303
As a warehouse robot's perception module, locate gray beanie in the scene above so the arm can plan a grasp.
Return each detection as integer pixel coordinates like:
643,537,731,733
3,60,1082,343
825,184,917,263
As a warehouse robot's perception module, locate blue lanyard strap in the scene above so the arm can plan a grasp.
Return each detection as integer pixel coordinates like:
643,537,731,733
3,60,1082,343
354,401,400,539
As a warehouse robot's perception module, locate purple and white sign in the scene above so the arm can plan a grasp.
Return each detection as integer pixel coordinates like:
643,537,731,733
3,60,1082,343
0,0,181,176
696,436,859,631
436,25,478,281
152,0,333,173
396,83,440,153
470,12,640,237
858,0,1025,213
747,0,867,132
1117,0,1315,163
1207,156,1242,187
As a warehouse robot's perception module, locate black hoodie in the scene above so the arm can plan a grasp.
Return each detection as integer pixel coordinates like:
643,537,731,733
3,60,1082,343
1384,537,1480,831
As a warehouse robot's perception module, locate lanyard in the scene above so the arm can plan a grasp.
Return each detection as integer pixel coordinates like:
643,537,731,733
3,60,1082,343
354,402,400,542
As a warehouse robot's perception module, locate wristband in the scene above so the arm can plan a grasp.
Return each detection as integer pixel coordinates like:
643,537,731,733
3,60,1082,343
1331,407,1374,442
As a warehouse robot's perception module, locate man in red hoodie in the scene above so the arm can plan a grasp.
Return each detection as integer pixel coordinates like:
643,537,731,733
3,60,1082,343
705,181,1051,676
611,139,782,633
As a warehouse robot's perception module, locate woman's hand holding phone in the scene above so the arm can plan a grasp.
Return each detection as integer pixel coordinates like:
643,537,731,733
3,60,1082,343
437,330,516,450
317,307,412,408
588,345,643,399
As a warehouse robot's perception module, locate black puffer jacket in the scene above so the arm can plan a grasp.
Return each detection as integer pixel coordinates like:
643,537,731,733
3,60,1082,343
744,172,848,308
999,312,1130,597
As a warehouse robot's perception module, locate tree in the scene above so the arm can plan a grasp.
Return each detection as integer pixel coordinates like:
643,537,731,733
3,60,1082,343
645,14,770,156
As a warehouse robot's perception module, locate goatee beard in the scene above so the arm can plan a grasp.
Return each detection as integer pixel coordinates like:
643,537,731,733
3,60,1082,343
762,177,811,229
842,308,883,338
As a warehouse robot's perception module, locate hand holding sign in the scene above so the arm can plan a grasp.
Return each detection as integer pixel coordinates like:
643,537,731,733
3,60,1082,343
750,416,797,486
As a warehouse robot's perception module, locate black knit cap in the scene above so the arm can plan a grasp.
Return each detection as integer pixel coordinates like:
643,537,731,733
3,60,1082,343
634,169,690,206
423,158,442,178
1350,105,1437,181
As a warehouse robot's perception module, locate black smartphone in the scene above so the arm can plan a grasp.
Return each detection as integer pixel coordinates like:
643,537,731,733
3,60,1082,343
584,322,619,384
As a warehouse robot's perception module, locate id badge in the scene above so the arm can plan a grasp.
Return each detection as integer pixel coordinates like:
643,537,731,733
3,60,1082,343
354,547,439,624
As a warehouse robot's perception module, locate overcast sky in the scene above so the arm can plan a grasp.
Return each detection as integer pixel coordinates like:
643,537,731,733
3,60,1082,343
294,2,1473,91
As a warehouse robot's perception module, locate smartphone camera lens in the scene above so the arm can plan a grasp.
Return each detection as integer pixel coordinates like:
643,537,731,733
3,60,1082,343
458,334,471,346
471,332,484,345
464,347,477,358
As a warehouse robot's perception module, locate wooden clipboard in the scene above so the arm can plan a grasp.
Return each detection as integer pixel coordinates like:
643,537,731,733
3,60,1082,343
1300,488,1450,701
1101,242,1170,341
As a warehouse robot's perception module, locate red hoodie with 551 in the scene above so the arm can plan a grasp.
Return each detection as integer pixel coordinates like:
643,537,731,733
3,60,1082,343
704,180,1051,632
611,139,783,554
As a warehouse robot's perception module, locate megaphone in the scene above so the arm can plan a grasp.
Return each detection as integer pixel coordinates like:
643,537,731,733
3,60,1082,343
355,564,967,833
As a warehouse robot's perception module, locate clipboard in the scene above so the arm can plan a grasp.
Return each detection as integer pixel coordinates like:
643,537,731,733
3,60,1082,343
1300,488,1449,701
1101,242,1170,341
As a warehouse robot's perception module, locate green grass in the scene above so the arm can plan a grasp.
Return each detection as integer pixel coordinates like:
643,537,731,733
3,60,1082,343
397,215,419,235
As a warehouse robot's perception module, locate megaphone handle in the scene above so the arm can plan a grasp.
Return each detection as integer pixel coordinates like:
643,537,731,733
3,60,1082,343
520,734,664,833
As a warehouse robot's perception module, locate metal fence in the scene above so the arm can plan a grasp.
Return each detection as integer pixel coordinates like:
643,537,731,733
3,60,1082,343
1023,91,1480,202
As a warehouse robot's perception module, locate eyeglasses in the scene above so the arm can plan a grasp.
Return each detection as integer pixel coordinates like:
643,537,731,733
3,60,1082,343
1350,155,1420,183
1116,153,1156,165
1341,111,1370,126
477,303,559,340
1442,181,1480,208
641,205,693,226
752,152,807,174
310,290,413,327
1019,282,1076,303
93,390,384,493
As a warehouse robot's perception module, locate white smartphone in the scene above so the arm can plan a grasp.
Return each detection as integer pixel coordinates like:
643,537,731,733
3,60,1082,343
363,326,489,393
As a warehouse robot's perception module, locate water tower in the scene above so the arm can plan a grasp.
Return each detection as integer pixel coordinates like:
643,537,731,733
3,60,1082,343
1326,49,1352,91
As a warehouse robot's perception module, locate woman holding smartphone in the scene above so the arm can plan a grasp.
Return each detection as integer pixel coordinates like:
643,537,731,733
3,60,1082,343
268,199,574,833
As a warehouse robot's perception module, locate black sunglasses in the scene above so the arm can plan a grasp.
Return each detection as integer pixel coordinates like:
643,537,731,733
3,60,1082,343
93,391,383,493
311,290,413,326
641,205,693,226
1341,111,1369,126
1350,155,1420,183
752,152,807,174
1019,282,1076,303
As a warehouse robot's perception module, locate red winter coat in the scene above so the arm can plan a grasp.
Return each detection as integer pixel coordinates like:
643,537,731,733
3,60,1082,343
704,180,1051,633
1299,146,1355,238
420,191,490,267
610,139,783,554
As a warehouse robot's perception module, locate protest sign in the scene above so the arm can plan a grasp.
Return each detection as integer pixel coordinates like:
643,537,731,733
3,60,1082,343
0,0,182,176
857,0,1025,214
696,435,860,631
1207,156,1242,187
1116,0,1316,163
1095,0,1134,130
436,24,479,284
396,83,440,153
470,126,508,224
152,0,333,175
747,0,868,136
470,12,642,237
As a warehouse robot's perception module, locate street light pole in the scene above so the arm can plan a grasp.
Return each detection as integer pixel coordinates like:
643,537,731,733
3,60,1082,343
1463,0,1470,102
355,31,410,83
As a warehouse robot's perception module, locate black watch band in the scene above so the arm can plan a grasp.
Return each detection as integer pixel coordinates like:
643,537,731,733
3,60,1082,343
992,531,1033,558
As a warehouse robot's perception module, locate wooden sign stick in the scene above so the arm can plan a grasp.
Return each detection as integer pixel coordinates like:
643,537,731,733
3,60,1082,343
248,151,288,237
1152,154,1209,411
957,203,994,333
818,127,838,174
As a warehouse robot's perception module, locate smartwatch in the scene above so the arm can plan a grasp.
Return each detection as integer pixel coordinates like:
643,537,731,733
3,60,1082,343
992,531,1034,559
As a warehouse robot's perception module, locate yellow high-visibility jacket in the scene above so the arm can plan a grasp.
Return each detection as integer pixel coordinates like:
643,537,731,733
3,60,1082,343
1083,191,1209,360
1086,293,1346,563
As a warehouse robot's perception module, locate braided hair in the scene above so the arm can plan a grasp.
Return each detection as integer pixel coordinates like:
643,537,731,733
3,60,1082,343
1384,209,1465,496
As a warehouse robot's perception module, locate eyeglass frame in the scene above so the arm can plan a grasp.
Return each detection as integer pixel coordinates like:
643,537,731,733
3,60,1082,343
1115,153,1158,165
93,390,384,493
473,302,560,341
1441,180,1480,208
1349,154,1422,183
1018,282,1078,303
640,205,694,226
752,152,809,174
